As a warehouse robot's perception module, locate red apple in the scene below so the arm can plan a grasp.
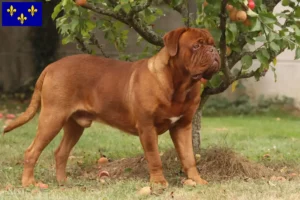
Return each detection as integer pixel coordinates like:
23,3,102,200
248,0,255,10
75,0,87,6
98,157,108,165
35,182,49,189
6,114,16,119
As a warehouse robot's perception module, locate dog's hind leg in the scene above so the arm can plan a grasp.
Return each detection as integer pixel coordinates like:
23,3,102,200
54,118,84,185
22,108,66,187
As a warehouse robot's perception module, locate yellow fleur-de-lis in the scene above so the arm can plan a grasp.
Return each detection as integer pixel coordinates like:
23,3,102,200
28,5,38,17
17,13,27,24
7,5,16,16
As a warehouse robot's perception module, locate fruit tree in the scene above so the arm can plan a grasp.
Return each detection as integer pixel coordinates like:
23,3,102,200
50,0,300,152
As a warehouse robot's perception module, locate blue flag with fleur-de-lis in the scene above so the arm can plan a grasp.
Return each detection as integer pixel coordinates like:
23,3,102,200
2,2,42,26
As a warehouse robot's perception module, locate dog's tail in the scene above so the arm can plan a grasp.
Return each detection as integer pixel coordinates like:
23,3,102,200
3,70,47,135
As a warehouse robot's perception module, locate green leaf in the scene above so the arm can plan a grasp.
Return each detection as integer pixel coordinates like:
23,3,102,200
245,37,255,45
59,24,69,35
51,2,62,20
259,13,277,24
231,45,242,53
273,58,277,66
282,0,290,6
261,49,270,59
256,50,269,65
287,39,296,50
250,19,261,32
295,7,300,18
61,0,68,7
70,18,79,31
122,4,131,14
228,23,237,33
86,21,96,30
114,4,123,12
268,32,276,42
292,25,300,36
209,28,221,46
172,0,183,7
208,73,222,88
256,35,267,42
226,23,238,43
254,69,261,81
204,4,220,16
270,42,280,52
295,47,300,60
62,36,72,45
247,9,259,17
144,15,157,24
241,55,253,69
255,0,262,6
81,29,90,38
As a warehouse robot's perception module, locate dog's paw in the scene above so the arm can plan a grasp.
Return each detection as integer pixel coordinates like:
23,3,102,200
149,177,168,195
191,176,208,185
150,176,169,188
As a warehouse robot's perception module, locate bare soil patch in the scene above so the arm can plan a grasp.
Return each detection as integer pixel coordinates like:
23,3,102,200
85,146,297,185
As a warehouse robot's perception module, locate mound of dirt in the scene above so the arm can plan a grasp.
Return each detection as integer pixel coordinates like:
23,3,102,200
197,146,273,181
96,147,275,184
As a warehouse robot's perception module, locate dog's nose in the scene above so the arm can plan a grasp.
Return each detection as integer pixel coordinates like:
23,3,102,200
211,60,220,70
208,46,218,53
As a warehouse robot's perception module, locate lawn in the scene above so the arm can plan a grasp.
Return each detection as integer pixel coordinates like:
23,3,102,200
0,114,300,199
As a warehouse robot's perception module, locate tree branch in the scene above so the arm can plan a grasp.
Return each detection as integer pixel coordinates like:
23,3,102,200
81,4,129,25
129,0,153,17
107,0,128,17
130,15,164,46
75,37,92,54
163,0,189,26
203,45,285,96
81,3,164,47
89,34,109,58
220,0,233,83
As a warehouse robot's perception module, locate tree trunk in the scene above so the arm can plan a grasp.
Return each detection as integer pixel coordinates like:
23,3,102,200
192,94,209,153
192,108,202,154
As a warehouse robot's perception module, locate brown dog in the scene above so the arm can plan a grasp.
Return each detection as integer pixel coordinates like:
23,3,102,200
3,27,220,187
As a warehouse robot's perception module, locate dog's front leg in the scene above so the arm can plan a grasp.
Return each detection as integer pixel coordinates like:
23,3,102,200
169,122,208,185
138,125,168,187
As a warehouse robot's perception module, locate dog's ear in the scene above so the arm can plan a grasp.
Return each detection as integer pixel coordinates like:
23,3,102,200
163,27,187,57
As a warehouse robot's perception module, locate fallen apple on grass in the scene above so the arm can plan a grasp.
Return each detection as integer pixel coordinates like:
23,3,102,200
6,114,16,119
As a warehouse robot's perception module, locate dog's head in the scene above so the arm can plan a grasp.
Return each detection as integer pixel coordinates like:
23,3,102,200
163,27,221,80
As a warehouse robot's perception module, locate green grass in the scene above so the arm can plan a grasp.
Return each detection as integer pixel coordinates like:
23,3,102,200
0,114,300,199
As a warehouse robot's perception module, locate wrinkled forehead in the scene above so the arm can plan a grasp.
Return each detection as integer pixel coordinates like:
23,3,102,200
180,28,215,46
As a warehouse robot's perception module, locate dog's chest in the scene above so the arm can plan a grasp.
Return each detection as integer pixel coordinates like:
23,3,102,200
153,83,200,134
154,99,193,134
168,115,183,124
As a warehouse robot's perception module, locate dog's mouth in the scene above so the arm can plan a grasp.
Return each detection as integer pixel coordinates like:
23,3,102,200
192,74,202,80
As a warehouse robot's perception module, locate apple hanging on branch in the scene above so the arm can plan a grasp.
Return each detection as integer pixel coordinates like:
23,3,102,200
227,0,257,23
75,0,87,6
248,0,256,10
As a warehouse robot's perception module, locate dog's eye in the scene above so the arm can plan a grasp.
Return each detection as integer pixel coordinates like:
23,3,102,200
192,44,200,51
